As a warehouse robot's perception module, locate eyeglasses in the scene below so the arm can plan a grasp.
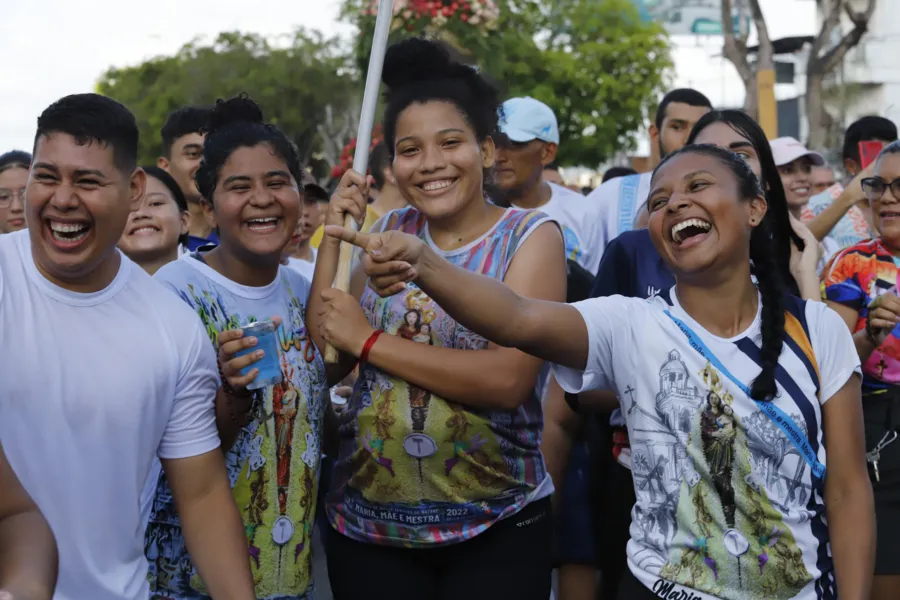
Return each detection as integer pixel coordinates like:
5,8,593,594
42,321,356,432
0,188,24,208
861,177,900,201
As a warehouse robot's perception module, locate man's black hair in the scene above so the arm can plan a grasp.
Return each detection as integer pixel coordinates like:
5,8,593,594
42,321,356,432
35,94,138,172
602,166,638,183
842,116,898,163
161,106,214,158
654,89,713,131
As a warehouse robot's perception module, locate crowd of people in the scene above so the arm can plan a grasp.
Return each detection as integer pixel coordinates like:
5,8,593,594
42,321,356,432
1,34,898,600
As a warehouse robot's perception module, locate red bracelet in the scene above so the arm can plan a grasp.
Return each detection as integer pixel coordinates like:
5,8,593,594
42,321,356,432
360,330,383,363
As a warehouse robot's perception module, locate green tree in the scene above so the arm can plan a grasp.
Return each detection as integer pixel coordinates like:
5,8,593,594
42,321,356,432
344,0,673,167
96,29,359,171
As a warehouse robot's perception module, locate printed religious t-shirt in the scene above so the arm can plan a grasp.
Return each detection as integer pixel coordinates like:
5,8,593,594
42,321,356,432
327,207,556,547
0,231,221,600
553,289,860,600
590,228,675,468
145,255,328,599
512,182,605,274
823,237,900,394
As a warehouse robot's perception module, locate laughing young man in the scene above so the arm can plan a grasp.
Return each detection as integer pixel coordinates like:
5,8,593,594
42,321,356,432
158,106,217,251
0,94,255,600
586,88,712,255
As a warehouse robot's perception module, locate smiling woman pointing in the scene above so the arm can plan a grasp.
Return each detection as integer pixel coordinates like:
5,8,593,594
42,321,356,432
326,143,875,600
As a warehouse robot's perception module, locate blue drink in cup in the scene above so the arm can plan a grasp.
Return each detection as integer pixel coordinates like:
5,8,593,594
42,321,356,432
234,320,283,390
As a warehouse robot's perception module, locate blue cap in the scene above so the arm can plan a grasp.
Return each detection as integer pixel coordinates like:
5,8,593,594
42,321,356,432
499,97,560,144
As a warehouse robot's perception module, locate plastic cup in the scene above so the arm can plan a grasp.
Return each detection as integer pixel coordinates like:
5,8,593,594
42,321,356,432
330,388,349,407
233,320,283,390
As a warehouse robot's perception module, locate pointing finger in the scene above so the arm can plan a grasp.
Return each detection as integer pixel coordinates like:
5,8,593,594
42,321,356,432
324,225,374,250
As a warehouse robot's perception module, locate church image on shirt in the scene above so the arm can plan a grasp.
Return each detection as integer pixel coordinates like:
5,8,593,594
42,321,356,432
628,349,705,561
656,350,705,442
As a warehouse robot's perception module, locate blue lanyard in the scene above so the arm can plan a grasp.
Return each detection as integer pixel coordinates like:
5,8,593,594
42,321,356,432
664,310,826,481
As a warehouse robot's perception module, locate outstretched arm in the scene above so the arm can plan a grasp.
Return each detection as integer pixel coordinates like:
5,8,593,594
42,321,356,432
317,221,568,410
0,443,57,600
325,224,591,370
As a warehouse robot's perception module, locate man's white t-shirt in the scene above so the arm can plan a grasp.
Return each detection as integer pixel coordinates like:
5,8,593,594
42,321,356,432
285,249,317,285
513,182,605,274
553,289,859,600
586,172,652,256
0,231,221,600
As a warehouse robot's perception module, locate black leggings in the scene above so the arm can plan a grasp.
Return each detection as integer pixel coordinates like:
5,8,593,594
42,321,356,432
325,497,552,600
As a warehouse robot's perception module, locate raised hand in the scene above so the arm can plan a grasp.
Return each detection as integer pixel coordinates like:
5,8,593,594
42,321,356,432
324,225,425,297
866,292,900,347
788,214,821,276
324,169,370,231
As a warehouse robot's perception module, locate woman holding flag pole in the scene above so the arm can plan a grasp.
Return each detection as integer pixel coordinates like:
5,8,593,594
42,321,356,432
307,9,563,597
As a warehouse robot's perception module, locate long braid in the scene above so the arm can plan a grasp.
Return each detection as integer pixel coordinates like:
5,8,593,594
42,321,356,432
749,216,785,401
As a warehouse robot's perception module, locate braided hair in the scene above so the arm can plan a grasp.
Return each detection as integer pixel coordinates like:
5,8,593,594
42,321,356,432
653,144,784,401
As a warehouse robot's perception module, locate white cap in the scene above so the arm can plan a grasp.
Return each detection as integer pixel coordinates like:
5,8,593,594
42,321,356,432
499,97,560,144
769,137,825,167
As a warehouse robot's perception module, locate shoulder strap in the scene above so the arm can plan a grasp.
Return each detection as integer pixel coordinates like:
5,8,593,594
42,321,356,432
782,297,821,398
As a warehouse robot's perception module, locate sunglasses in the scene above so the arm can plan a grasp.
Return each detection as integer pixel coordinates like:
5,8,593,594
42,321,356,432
861,177,900,201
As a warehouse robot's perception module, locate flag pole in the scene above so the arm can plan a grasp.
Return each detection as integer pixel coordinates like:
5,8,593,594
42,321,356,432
325,0,394,364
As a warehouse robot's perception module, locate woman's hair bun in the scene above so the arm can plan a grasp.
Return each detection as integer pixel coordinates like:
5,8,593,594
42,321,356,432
382,38,465,90
205,93,264,134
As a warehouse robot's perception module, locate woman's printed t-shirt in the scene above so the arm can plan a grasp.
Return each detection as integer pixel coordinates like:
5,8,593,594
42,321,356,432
145,256,328,600
823,238,900,394
554,290,860,600
328,206,555,548
590,228,676,468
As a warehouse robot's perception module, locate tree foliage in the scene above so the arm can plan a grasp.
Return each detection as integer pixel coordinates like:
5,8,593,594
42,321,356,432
96,29,359,174
344,0,673,167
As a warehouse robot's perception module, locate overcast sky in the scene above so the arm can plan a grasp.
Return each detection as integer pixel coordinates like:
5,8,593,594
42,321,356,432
0,0,816,153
